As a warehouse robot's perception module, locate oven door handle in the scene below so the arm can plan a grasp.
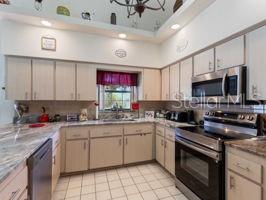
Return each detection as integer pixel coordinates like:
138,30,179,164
222,73,228,97
175,137,222,161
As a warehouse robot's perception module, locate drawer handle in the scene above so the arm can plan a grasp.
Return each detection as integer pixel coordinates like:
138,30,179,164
103,132,110,135
235,163,250,172
119,139,122,146
161,139,164,146
83,142,87,150
72,134,81,138
9,188,21,200
164,141,167,148
229,176,235,189
136,129,142,133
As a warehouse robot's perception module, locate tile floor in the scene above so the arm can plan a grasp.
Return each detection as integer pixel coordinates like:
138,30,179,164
53,163,188,200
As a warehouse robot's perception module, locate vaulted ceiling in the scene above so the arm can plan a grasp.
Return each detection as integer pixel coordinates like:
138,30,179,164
11,0,178,31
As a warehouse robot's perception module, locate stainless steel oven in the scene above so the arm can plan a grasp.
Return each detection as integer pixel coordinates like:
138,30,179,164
175,136,224,200
192,66,246,103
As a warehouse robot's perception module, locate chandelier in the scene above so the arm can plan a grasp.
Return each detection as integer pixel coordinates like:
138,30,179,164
110,0,166,18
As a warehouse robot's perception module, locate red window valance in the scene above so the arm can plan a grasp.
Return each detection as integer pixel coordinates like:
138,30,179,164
97,71,138,86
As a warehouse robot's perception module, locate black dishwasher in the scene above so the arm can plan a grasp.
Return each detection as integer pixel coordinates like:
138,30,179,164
28,139,53,200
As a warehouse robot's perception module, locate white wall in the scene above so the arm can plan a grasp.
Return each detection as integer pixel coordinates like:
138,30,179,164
160,0,266,67
0,20,161,68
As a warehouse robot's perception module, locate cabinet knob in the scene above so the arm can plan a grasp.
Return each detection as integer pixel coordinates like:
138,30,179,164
209,61,212,70
119,139,122,146
161,139,164,146
83,142,87,150
217,59,221,68
229,176,235,189
252,85,259,99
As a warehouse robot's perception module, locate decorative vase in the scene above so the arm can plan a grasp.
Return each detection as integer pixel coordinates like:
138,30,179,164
111,13,117,25
173,0,183,13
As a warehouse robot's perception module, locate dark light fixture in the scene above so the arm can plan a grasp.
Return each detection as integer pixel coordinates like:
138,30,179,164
110,0,166,18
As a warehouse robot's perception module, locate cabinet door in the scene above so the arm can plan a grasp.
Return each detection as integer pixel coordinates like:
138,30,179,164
227,170,262,200
55,61,76,100
6,57,31,100
180,58,193,101
65,140,88,173
170,63,180,101
246,26,266,100
32,59,54,100
161,67,170,100
143,69,161,101
156,134,165,166
52,144,61,192
164,140,175,175
124,133,153,164
76,63,96,101
216,36,245,70
194,49,214,76
90,137,123,169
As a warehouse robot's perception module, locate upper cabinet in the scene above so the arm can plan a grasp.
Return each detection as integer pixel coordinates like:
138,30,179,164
55,61,76,101
194,49,214,76
180,58,193,101
161,67,170,100
215,36,245,70
169,63,180,101
32,59,54,100
6,57,31,100
142,69,161,101
246,25,266,100
76,63,96,101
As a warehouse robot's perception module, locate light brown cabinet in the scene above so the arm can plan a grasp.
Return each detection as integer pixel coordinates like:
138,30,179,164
180,58,193,101
6,57,31,100
169,63,180,100
32,59,54,100
90,136,123,169
161,67,170,100
194,49,214,76
215,36,245,70
65,139,89,173
55,61,76,100
52,143,61,192
142,69,161,101
156,134,165,166
124,133,153,164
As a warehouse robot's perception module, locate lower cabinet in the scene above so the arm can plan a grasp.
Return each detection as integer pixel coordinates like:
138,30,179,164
164,139,175,175
124,133,153,164
90,137,123,169
65,140,89,173
52,144,61,192
156,134,165,166
227,170,262,200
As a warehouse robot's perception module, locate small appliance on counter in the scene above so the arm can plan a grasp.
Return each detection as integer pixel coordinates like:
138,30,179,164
38,107,49,123
165,111,191,123
79,109,88,121
67,114,79,122
145,111,155,119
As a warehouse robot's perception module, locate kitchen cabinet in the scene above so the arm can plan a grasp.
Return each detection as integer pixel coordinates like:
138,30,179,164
18,190,27,200
215,36,245,70
90,137,123,169
76,63,96,101
65,127,89,173
161,67,170,100
180,58,193,101
142,69,161,101
194,49,214,76
65,139,89,173
52,131,61,193
246,25,266,100
32,59,54,100
6,57,31,100
0,162,27,200
124,133,153,164
226,146,264,200
156,134,165,166
169,63,180,100
55,61,76,100
164,128,175,175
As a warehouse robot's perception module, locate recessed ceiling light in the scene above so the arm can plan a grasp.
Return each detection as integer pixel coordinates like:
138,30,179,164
41,20,52,27
118,33,127,39
171,24,180,30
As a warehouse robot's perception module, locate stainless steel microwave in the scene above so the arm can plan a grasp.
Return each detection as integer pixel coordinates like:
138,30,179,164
192,66,247,104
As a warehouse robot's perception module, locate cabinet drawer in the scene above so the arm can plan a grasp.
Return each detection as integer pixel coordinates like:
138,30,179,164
0,167,28,200
90,126,123,138
66,127,89,140
124,124,153,135
156,125,165,137
165,128,175,142
227,153,262,184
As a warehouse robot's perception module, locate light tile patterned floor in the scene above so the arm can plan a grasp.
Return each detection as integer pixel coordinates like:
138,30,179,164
53,163,189,200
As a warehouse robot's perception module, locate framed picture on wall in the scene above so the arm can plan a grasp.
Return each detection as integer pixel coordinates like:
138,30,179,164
41,37,56,51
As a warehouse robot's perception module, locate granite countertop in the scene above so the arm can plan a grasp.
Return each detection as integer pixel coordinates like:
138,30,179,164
225,136,266,158
0,118,193,184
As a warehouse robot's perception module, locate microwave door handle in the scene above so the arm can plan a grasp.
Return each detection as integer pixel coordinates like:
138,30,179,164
222,73,228,97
